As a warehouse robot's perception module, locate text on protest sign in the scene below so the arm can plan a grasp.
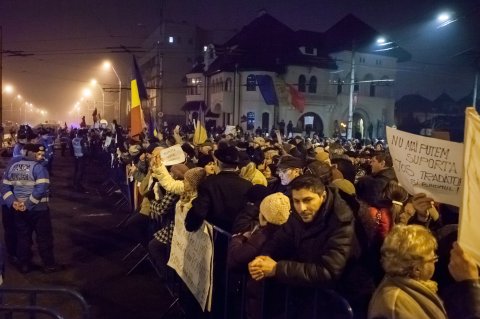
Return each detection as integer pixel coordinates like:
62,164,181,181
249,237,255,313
167,203,214,311
386,126,464,207
160,144,186,166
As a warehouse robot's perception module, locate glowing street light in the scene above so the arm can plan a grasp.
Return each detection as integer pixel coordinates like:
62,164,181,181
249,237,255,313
103,60,122,123
436,11,457,28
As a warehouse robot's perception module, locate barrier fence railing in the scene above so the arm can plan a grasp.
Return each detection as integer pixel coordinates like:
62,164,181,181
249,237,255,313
0,286,90,319
156,225,354,319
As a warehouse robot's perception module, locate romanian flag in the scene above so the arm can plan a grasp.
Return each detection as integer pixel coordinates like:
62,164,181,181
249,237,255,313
131,56,148,138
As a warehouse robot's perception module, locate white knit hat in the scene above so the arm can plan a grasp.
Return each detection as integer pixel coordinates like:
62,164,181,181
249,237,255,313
259,192,291,226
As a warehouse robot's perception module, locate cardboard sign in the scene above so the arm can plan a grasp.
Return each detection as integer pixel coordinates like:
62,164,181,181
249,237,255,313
160,144,186,166
168,203,214,311
458,107,480,266
386,126,464,207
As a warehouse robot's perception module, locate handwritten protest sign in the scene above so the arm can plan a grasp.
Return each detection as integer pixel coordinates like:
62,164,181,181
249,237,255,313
160,144,186,166
167,204,214,311
386,126,464,207
458,107,480,266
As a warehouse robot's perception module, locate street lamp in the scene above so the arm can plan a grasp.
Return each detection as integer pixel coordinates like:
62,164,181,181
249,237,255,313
82,88,96,111
90,79,105,118
103,61,122,123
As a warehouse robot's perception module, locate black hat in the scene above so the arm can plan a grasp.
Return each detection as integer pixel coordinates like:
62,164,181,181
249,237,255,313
197,154,214,168
277,155,304,170
214,145,239,165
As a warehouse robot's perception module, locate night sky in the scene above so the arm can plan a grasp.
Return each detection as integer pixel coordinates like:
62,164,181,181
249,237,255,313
1,0,479,123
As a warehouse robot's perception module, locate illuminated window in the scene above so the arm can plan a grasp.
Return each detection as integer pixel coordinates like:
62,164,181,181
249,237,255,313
168,36,174,43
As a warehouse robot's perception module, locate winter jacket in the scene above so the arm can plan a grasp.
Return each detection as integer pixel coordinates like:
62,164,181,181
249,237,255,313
368,276,447,319
443,279,480,319
262,186,355,286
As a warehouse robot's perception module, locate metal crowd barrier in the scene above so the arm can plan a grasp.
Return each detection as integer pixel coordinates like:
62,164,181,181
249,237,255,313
0,286,90,319
157,225,354,319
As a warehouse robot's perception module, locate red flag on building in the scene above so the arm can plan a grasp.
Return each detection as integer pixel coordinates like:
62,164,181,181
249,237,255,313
286,83,306,113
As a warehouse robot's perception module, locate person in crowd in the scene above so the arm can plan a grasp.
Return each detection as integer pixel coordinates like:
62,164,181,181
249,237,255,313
370,151,397,189
1,143,62,274
59,129,70,157
196,154,217,176
239,161,267,186
71,128,90,193
267,155,303,194
185,142,252,233
383,180,415,225
38,127,55,174
228,192,291,319
368,224,447,319
248,174,356,318
443,242,480,318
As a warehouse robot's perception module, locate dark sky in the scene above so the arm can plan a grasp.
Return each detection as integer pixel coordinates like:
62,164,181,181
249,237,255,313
1,0,479,123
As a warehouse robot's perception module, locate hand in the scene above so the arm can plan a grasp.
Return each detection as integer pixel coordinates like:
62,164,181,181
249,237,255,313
449,242,479,282
174,125,180,135
411,193,435,221
248,256,277,281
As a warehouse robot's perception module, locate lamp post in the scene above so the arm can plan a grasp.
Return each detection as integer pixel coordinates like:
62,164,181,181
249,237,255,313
90,79,105,117
347,49,356,140
103,61,122,123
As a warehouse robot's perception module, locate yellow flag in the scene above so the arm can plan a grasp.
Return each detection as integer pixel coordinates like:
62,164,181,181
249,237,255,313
193,120,207,145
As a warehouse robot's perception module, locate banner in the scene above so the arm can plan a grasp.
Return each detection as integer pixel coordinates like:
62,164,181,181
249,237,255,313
458,107,480,266
224,125,237,136
167,205,214,311
386,126,463,206
160,144,186,166
255,75,279,105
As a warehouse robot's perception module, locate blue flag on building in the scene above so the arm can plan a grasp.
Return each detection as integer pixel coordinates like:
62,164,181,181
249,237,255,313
255,75,279,105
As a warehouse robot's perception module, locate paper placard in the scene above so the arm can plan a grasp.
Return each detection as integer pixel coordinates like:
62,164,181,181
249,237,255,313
160,144,186,166
386,126,464,207
458,107,480,266
168,203,214,311
224,125,236,136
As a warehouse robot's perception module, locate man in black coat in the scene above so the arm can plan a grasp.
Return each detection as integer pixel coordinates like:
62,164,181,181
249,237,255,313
185,142,252,233
249,175,356,318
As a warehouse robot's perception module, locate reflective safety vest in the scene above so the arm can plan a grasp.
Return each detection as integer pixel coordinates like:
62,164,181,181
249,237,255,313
72,137,83,157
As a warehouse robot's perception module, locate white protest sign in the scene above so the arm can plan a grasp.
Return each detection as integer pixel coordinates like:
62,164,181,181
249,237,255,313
224,125,236,136
458,107,480,266
160,144,186,166
167,203,214,311
386,126,463,207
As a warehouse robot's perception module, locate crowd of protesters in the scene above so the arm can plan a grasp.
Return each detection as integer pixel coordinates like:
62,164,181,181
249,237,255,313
1,119,479,318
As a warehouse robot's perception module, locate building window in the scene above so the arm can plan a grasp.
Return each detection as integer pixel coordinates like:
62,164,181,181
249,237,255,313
305,46,314,54
246,74,256,91
370,83,376,97
225,78,232,92
376,59,382,65
359,56,366,64
168,36,174,43
308,76,317,93
298,75,306,92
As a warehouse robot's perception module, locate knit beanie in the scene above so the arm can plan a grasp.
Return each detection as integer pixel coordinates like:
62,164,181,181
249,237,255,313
170,163,189,180
259,192,291,226
183,167,206,192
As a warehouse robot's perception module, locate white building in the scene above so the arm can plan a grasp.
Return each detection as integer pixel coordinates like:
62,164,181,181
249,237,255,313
184,12,411,139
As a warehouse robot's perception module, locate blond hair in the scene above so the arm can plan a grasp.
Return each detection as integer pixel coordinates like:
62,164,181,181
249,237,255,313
381,224,437,277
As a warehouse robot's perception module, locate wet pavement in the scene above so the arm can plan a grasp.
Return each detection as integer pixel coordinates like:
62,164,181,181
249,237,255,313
0,150,179,319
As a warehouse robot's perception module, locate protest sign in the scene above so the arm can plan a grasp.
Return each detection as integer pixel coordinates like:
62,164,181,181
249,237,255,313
224,125,236,136
167,204,214,311
160,144,186,166
386,126,464,206
458,107,480,266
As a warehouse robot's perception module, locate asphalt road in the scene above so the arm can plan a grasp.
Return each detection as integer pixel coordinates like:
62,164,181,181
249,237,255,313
0,150,179,319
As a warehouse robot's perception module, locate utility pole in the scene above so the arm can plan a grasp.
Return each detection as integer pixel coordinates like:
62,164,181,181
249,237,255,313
347,49,356,140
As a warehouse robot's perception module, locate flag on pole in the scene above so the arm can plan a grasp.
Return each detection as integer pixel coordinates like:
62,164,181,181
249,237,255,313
286,83,305,113
131,56,148,138
193,120,208,146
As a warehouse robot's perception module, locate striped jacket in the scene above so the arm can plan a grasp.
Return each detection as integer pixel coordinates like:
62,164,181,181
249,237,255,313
1,158,50,211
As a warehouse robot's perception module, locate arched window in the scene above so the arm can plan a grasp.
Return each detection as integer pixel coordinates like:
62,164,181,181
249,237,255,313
308,76,317,93
224,78,232,92
363,74,374,96
298,75,306,92
246,74,256,91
